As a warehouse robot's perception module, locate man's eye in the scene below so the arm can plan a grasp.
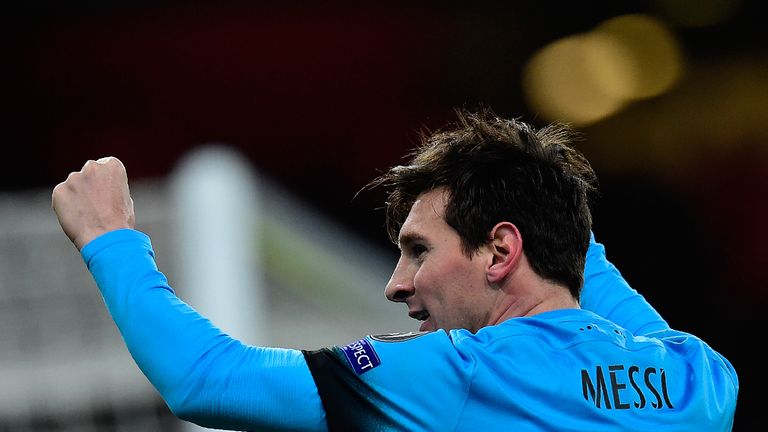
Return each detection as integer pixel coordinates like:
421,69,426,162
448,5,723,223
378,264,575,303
411,245,427,257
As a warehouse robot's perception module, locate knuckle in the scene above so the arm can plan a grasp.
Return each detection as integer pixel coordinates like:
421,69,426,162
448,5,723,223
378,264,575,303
52,180,70,205
51,182,63,198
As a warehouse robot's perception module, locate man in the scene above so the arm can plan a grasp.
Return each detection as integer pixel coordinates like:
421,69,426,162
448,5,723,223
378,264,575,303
52,109,738,431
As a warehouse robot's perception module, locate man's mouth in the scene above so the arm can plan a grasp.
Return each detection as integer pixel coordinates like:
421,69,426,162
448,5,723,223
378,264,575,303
409,310,430,321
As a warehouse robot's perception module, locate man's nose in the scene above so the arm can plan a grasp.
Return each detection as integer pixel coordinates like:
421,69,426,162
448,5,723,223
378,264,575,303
385,261,415,303
385,282,415,303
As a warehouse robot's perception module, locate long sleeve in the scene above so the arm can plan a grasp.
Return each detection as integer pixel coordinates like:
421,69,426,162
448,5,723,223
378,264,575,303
580,232,669,335
81,229,327,432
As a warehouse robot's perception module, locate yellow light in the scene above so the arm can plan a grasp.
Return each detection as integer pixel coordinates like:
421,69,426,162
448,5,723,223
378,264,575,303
522,14,685,126
522,35,625,126
592,14,684,99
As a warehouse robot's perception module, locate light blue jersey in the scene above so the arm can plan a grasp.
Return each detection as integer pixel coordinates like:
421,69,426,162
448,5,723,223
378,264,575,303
304,309,735,431
82,229,738,431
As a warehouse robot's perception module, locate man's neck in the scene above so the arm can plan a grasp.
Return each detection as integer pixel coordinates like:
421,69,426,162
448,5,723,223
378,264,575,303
487,273,579,326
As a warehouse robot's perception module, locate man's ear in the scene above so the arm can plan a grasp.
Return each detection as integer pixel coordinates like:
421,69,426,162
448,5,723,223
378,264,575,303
487,222,523,284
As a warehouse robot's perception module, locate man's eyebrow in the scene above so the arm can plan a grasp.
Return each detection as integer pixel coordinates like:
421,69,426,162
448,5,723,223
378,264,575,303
397,232,427,249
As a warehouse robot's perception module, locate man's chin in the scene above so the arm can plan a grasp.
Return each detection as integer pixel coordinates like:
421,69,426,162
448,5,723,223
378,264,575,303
419,320,436,332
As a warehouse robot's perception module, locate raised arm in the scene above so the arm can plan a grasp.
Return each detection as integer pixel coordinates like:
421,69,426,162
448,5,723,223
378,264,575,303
53,157,327,431
580,232,669,335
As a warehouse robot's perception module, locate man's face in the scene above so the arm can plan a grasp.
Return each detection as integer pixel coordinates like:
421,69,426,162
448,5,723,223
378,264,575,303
384,188,500,333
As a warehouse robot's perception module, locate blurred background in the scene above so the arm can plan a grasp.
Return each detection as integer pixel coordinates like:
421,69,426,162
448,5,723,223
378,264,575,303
1,0,765,430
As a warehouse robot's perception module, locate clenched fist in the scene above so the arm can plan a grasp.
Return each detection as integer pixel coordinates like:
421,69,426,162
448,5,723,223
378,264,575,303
52,157,136,250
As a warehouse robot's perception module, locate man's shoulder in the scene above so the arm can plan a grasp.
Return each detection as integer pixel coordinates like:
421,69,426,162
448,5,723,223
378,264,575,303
448,309,660,357
369,331,431,343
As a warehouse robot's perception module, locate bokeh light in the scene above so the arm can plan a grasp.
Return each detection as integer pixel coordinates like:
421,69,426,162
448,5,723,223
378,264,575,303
522,34,624,126
589,14,684,100
523,14,684,126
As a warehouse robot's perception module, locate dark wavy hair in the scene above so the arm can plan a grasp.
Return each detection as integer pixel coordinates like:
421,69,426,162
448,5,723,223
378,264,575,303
367,108,598,298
